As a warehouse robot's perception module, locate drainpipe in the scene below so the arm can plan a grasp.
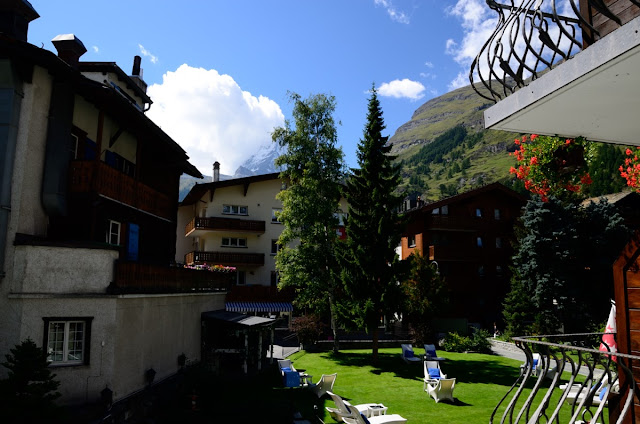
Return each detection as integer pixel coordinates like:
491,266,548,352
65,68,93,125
0,60,23,278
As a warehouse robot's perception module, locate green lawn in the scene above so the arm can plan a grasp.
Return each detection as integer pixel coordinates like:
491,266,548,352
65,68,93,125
288,348,608,424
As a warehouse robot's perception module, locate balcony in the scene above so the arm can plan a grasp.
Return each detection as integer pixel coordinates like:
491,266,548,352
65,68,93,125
429,216,512,232
185,216,265,237
111,262,232,294
493,333,639,423
69,160,173,220
185,250,265,267
470,0,640,145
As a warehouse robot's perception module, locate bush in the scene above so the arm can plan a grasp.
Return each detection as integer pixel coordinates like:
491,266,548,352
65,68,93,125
440,329,492,353
291,315,326,347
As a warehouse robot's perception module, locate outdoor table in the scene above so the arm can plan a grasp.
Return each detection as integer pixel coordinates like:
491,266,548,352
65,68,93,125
367,404,388,417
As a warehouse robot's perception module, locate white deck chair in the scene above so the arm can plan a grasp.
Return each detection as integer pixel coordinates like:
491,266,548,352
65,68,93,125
278,359,296,375
401,344,421,363
341,405,408,424
423,360,447,390
310,373,337,398
425,377,456,403
326,392,383,421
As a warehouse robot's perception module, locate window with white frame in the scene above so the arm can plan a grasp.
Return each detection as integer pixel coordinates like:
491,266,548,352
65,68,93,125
221,237,247,248
43,317,92,365
408,235,416,248
271,208,282,223
271,239,281,255
106,220,121,245
223,204,248,215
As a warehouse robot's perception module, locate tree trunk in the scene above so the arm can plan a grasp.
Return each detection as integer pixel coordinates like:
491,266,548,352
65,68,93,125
329,291,340,353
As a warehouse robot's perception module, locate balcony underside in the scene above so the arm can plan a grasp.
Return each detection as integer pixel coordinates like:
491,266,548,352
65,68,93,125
484,16,640,144
185,251,265,267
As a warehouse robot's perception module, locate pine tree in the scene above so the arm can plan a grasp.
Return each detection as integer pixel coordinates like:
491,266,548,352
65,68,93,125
339,86,404,361
272,92,345,352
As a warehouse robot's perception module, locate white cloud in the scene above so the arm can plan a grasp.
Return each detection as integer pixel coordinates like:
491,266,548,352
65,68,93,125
448,72,469,90
424,61,434,68
374,0,410,24
92,46,99,53
138,44,158,64
146,65,284,176
377,79,425,100
445,0,497,87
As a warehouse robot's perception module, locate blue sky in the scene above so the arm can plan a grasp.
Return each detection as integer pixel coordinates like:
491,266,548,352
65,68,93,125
27,0,491,176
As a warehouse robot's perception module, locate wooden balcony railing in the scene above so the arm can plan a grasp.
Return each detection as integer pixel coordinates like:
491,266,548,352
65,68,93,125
111,262,233,294
429,216,512,231
493,333,639,424
69,160,173,220
185,250,265,267
185,216,265,236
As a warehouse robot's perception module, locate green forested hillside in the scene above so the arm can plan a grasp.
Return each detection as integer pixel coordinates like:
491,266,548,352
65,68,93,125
390,84,628,202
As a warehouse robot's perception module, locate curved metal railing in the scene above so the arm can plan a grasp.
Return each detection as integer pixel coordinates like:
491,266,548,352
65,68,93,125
490,333,639,424
470,0,640,102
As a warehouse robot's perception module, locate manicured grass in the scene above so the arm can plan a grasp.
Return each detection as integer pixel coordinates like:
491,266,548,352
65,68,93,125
288,348,608,424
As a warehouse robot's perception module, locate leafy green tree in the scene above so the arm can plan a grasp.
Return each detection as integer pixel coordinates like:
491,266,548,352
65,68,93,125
400,252,448,345
338,87,404,361
0,339,61,423
272,92,345,352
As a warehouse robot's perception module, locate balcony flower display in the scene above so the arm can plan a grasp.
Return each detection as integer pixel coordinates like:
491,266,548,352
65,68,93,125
509,134,594,202
619,147,640,191
184,263,236,273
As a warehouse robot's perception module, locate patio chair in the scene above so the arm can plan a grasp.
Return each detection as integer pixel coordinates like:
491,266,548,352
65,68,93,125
520,353,557,380
278,359,296,374
425,377,456,403
309,373,337,398
326,391,385,421
423,360,447,391
341,404,408,424
424,344,446,361
401,344,421,363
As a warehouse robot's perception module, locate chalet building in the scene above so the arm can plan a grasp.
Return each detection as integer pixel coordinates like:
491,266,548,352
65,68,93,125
177,168,349,319
472,0,640,422
400,183,525,331
0,0,233,410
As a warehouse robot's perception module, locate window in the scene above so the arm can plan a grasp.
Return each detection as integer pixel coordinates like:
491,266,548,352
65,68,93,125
271,271,280,287
441,205,449,215
271,239,280,255
431,208,440,215
237,270,246,285
106,220,121,245
70,134,79,160
475,208,483,218
496,237,503,248
223,204,248,215
496,265,503,276
221,237,247,248
43,317,92,365
478,266,485,277
477,237,484,247
408,235,416,248
272,208,282,223
494,208,501,220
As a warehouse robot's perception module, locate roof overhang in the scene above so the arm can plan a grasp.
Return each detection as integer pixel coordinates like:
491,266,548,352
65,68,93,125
201,310,275,327
484,16,640,146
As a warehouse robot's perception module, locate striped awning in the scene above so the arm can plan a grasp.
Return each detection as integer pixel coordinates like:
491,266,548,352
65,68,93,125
226,301,293,313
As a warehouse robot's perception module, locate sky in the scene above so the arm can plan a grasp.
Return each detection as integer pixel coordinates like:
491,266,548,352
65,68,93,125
26,0,494,177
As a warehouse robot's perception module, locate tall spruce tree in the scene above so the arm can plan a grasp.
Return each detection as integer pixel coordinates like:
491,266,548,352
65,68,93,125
272,92,345,352
339,86,404,361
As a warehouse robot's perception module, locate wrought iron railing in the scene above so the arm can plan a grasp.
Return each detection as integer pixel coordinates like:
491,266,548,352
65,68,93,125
492,333,640,423
470,0,640,102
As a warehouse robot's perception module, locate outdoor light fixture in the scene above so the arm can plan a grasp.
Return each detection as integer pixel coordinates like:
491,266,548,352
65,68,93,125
145,368,156,386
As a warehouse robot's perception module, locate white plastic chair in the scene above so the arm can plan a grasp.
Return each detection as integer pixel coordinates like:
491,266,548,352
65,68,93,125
310,373,337,398
423,360,447,390
326,391,382,421
401,344,421,363
425,377,456,403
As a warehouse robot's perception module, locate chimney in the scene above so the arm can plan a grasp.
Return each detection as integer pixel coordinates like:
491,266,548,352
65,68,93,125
213,162,220,182
51,34,86,69
0,0,39,42
129,55,148,93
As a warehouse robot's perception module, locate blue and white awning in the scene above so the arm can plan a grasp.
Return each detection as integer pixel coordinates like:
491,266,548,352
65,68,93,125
226,301,293,313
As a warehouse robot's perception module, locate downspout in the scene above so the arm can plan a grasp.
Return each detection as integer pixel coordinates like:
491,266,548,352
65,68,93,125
0,59,23,279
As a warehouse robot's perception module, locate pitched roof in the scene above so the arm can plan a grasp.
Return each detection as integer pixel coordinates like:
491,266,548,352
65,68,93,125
180,172,281,206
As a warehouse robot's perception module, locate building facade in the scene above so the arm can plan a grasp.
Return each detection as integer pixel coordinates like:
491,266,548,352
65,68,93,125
177,170,349,317
400,183,525,330
0,1,227,408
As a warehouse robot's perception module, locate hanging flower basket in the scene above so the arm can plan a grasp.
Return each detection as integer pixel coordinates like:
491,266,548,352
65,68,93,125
509,134,594,202
619,147,640,191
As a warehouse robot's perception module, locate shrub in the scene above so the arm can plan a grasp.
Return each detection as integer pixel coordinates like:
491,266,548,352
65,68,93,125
291,315,325,347
441,329,492,353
